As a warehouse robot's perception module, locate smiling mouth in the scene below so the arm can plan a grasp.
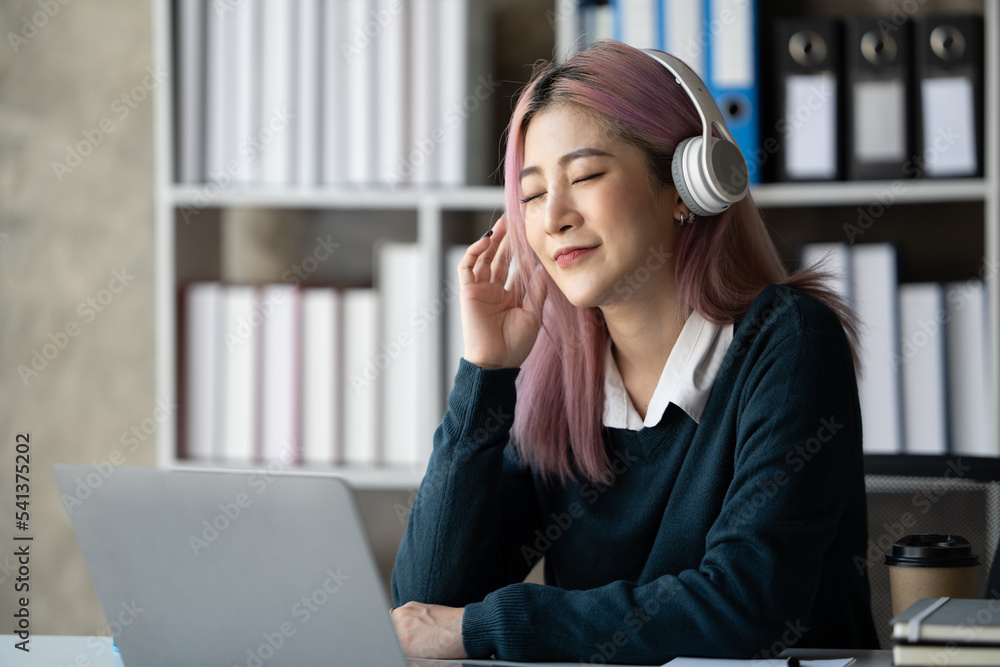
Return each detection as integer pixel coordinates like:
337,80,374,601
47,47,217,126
555,246,598,267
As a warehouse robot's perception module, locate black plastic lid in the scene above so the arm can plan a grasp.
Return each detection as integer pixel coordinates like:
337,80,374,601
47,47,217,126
884,534,980,568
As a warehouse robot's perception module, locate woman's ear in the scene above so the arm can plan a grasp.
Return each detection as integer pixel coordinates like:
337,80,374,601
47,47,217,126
659,184,689,224
673,194,692,224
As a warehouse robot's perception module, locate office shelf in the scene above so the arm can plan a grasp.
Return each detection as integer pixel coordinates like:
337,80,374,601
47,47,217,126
171,181,991,211
155,0,1000,479
751,179,992,208
167,185,506,211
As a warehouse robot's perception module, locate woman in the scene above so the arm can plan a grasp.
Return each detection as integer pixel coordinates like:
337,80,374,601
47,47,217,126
389,40,879,663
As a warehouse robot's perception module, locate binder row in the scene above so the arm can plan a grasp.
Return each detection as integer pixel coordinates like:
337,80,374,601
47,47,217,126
571,3,984,183
181,243,470,468
767,14,984,182
577,0,760,183
800,243,994,456
174,0,473,189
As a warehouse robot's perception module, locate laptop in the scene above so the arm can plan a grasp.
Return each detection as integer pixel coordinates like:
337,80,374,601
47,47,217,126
53,463,417,667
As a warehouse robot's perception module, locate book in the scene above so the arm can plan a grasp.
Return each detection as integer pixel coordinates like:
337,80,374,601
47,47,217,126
554,0,581,61
851,244,903,453
614,0,657,50
893,642,1000,667
258,284,301,463
204,1,236,184
175,0,204,183
345,0,376,185
183,282,223,461
580,0,614,51
446,244,467,400
321,0,347,185
438,0,468,186
892,598,1000,645
342,287,378,465
376,242,423,466
659,0,705,77
301,287,342,465
296,0,322,186
945,281,993,456
221,285,258,462
898,283,948,454
408,0,439,186
260,1,295,184
234,0,262,185
376,0,408,186
799,243,852,304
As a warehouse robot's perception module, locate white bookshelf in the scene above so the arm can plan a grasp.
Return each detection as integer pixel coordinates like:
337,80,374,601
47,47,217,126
154,1,1000,486
152,0,504,488
751,179,994,207
166,185,506,210
556,0,1000,458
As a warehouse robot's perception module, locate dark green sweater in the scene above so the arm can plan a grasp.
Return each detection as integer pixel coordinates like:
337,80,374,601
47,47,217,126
391,284,879,663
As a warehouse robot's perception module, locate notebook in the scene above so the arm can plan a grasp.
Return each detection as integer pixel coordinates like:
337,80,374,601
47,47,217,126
891,597,1000,644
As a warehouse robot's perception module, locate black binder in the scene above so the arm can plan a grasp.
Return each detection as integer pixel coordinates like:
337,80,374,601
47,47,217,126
912,14,984,178
765,17,843,182
844,16,914,181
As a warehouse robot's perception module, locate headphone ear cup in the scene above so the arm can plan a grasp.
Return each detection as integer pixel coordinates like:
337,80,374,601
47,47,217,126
671,136,716,218
672,135,749,217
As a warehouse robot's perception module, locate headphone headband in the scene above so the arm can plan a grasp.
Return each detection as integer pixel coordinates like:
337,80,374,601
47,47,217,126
641,49,750,217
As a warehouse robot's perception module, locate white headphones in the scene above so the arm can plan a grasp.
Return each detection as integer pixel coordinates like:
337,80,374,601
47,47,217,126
642,49,750,218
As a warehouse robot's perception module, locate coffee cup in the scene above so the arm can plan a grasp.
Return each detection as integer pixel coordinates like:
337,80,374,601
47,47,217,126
884,534,980,616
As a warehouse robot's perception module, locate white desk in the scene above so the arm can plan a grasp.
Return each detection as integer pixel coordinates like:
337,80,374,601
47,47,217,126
781,648,893,667
2,635,122,667
0,635,629,666
0,635,892,667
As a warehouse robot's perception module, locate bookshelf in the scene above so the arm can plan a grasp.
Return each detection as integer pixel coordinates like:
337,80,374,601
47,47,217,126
154,1,1000,487
556,0,1000,457
152,0,514,488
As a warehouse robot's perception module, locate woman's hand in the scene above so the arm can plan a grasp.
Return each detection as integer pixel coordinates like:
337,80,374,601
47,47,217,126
458,216,548,369
390,601,468,659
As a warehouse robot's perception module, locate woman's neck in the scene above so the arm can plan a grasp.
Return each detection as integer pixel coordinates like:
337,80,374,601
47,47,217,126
602,290,690,416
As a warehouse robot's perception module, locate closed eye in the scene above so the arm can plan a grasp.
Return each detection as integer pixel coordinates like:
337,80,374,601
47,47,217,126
521,173,604,205
573,172,604,184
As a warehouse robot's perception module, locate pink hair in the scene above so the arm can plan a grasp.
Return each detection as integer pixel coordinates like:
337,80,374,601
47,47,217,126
502,41,858,486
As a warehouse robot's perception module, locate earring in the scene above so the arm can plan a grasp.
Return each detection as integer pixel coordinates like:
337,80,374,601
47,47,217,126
677,211,695,225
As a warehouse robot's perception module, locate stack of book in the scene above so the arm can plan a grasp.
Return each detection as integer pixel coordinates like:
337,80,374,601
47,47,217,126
891,597,1000,666
799,242,993,456
180,241,470,469
174,0,484,188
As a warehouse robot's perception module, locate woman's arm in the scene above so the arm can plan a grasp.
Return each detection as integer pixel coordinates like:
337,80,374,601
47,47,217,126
459,319,869,662
391,359,542,608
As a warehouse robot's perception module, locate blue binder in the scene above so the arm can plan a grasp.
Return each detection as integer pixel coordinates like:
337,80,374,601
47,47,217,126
702,0,760,184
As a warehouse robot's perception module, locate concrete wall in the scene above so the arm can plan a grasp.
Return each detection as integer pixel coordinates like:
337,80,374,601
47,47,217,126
0,0,157,637
0,0,551,639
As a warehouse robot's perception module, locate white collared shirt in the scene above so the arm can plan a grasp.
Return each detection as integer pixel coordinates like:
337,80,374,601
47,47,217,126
602,310,735,430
